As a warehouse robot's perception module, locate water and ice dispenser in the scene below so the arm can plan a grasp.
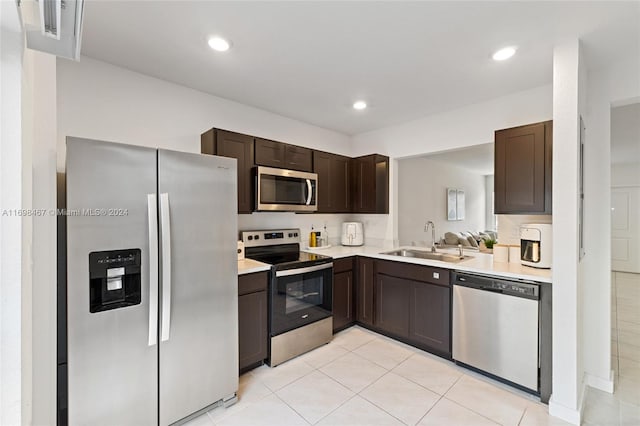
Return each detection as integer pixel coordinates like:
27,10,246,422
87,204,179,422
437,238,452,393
89,249,142,313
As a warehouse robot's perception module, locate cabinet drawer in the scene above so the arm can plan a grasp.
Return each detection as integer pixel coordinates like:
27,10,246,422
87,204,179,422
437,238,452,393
376,260,449,287
255,138,285,168
238,271,269,296
333,257,354,273
285,145,313,172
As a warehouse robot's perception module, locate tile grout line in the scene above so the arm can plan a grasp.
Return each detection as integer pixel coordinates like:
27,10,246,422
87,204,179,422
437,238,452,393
441,374,528,426
354,369,411,425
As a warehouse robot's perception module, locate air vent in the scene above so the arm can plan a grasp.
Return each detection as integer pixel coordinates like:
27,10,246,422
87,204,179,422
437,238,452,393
40,0,61,39
19,0,85,60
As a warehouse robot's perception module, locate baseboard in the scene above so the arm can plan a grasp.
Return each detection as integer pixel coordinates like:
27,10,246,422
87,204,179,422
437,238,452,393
586,370,615,393
548,378,587,426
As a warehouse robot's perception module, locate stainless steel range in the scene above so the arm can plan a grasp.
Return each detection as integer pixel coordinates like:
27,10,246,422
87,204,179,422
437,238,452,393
241,229,333,366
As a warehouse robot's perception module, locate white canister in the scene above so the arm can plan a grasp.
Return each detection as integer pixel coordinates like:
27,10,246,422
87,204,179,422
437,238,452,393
493,244,509,263
509,245,521,264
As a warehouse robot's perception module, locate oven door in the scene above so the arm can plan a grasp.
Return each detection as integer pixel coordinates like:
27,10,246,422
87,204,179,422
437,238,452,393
271,263,333,336
257,166,317,212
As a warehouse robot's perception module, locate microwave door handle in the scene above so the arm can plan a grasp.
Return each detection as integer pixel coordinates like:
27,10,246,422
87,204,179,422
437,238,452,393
305,179,312,205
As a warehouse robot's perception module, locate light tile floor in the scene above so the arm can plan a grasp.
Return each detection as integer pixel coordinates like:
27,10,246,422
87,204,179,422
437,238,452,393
582,271,640,425
185,326,572,426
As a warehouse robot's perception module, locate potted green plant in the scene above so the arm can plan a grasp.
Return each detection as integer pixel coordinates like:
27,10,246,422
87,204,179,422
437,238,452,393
480,237,497,253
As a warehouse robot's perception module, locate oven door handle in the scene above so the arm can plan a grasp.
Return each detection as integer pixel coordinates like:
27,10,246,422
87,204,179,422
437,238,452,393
276,263,333,277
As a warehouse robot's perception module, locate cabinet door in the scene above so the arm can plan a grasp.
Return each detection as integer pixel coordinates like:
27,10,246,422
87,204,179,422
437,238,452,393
285,145,313,172
356,257,375,326
351,155,389,214
495,121,552,214
375,274,410,338
255,138,286,168
216,130,255,214
313,151,332,212
351,156,376,213
238,291,268,371
333,270,354,332
314,151,350,213
332,155,351,213
409,282,450,356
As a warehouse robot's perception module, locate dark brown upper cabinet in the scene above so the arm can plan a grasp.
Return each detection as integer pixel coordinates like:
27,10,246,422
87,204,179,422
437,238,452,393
201,129,254,214
255,138,313,172
351,155,389,214
494,121,552,214
313,151,350,213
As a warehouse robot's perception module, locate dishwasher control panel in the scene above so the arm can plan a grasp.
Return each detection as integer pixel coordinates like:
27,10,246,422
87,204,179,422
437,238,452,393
453,272,539,299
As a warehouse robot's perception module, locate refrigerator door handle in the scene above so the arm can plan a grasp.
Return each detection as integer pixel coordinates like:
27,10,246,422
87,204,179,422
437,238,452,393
147,194,159,346
160,192,172,342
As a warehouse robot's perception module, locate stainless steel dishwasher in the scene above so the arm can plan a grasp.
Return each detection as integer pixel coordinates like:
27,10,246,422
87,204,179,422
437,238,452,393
452,271,540,394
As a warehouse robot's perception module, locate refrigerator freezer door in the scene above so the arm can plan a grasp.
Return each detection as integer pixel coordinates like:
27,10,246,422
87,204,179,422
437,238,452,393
66,138,158,425
158,149,239,425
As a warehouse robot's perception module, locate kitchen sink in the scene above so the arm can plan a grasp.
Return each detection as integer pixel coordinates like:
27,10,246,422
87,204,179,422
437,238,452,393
381,249,473,263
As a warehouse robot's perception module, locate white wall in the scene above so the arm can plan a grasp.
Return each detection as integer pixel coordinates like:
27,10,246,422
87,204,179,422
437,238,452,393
1,2,25,423
397,157,486,246
351,84,552,158
25,49,58,426
548,40,584,424
56,56,352,172
350,84,553,250
612,163,640,187
57,56,355,240
581,59,640,398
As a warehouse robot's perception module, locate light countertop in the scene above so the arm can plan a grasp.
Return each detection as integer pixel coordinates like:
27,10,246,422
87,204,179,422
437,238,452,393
237,258,271,276
303,245,552,283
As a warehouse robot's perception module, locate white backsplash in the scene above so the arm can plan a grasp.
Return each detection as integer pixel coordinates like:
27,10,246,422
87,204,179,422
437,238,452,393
237,213,351,247
496,214,552,245
237,212,396,248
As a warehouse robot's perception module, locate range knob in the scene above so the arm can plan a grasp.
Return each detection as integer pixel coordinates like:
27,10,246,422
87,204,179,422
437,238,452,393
288,233,293,237
247,236,253,241
294,232,298,237
254,235,260,240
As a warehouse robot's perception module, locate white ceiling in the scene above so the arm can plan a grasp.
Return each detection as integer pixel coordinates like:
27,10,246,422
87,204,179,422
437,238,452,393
611,103,640,165
80,1,639,135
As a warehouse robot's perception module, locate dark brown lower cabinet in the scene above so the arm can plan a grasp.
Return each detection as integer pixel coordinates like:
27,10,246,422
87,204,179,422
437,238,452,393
375,274,410,339
366,259,451,358
356,257,375,326
333,257,355,332
409,281,450,355
238,272,268,372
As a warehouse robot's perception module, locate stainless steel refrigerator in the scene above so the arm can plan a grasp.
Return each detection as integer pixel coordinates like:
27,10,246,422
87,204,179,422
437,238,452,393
64,137,238,425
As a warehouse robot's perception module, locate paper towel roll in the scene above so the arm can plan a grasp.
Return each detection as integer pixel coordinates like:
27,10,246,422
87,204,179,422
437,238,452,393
493,244,509,263
509,245,521,264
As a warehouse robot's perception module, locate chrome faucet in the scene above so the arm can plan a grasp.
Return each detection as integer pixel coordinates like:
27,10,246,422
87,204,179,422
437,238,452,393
458,244,464,258
424,221,436,253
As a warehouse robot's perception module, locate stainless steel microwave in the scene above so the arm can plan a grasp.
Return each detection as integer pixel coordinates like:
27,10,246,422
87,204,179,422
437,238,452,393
256,166,317,212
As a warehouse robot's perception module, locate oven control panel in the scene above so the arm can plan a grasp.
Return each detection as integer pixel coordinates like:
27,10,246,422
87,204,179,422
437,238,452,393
241,229,301,247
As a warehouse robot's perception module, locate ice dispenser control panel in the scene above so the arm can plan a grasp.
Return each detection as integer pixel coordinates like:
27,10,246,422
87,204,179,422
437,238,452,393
89,249,142,313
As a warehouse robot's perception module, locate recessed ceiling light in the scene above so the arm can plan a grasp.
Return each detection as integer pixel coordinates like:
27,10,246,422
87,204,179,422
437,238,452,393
208,37,231,52
492,46,517,61
353,101,367,110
